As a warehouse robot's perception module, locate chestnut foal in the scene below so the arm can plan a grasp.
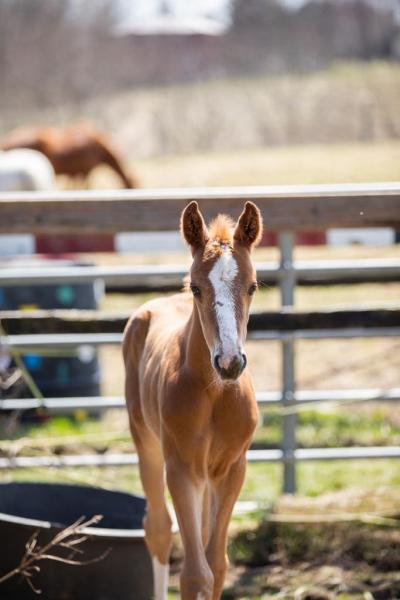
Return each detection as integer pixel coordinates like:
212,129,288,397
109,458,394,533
123,201,263,600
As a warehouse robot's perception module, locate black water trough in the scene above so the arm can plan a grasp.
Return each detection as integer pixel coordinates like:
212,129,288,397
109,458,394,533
0,482,153,600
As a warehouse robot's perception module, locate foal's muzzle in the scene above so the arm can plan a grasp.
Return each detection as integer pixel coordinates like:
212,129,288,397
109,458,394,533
214,353,247,381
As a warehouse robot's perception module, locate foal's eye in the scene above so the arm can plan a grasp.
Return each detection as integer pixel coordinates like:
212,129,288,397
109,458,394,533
190,284,201,298
248,283,258,296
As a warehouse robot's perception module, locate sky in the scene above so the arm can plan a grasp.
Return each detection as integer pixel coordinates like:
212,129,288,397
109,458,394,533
117,0,308,25
112,0,400,29
117,0,230,22
72,0,400,25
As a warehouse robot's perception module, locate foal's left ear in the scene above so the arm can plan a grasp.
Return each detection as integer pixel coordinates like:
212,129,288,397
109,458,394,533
181,201,209,252
233,201,263,249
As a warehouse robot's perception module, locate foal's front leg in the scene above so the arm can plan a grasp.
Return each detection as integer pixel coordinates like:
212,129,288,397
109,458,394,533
166,456,214,600
206,456,247,600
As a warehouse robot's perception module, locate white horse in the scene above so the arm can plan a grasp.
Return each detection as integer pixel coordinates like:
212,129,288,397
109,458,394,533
0,148,55,191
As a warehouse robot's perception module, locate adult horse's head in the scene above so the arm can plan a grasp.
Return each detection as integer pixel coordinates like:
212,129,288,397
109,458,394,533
181,201,263,382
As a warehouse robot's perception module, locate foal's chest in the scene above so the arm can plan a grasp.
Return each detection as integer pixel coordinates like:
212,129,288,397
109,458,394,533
211,394,258,446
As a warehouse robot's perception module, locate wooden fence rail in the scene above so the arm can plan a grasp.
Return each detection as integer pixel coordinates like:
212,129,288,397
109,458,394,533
1,182,400,233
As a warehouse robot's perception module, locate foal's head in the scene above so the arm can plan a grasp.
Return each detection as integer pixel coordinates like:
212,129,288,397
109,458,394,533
181,201,263,381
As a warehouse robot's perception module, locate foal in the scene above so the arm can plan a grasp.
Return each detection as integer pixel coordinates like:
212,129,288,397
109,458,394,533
123,201,263,600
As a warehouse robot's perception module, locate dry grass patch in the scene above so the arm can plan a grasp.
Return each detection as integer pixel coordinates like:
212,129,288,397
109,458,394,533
129,140,400,189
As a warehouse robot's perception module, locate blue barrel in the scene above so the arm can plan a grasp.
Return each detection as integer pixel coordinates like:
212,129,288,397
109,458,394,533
0,261,103,401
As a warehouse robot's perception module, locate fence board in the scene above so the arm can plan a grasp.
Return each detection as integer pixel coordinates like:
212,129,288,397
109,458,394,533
1,182,400,233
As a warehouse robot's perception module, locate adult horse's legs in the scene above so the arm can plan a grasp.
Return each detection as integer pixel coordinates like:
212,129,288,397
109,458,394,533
206,457,247,600
167,458,214,600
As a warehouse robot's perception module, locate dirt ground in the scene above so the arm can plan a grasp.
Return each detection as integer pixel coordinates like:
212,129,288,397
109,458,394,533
167,488,400,599
222,563,400,599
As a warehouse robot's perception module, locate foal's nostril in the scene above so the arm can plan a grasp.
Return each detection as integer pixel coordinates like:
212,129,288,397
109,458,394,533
242,353,247,369
214,355,221,370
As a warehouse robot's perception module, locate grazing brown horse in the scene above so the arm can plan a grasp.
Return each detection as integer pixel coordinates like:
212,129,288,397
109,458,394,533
123,201,263,599
1,123,137,188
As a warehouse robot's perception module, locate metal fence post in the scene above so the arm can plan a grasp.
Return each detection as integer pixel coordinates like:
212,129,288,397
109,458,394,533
278,231,296,494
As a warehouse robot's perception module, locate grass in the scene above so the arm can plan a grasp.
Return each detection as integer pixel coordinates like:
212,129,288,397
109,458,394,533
240,460,400,504
255,406,400,449
128,140,400,189
1,406,400,505
2,458,400,509
87,138,400,191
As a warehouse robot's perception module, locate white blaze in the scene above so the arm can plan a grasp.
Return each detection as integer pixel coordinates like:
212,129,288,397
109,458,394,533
208,250,239,369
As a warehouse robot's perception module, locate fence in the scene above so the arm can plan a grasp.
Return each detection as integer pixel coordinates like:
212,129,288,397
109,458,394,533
1,182,400,493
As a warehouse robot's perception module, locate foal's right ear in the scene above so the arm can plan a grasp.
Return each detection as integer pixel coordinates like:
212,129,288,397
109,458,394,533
181,201,209,252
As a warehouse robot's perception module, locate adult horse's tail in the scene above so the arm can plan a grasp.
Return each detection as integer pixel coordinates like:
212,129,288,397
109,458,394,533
97,138,138,189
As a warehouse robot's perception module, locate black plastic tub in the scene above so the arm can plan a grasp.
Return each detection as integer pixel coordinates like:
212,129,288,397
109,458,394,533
0,482,153,600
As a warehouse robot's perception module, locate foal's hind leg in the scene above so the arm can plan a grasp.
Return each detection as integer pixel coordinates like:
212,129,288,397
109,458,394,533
135,431,172,600
126,380,172,599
